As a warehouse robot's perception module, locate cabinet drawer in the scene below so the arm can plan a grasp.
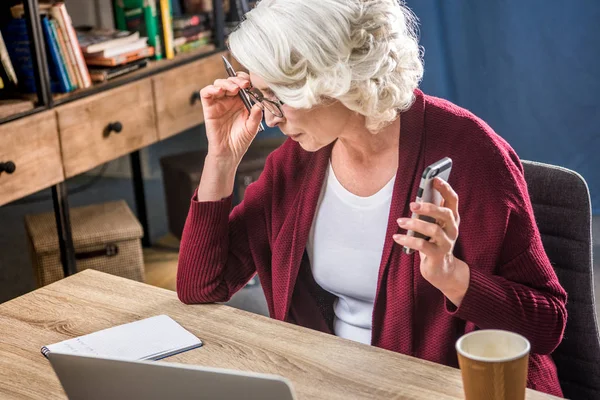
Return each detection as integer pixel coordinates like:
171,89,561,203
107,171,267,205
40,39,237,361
0,111,64,206
153,51,226,140
57,79,158,178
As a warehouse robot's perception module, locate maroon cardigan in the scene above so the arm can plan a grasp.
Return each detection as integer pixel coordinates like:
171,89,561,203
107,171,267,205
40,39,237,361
177,89,567,397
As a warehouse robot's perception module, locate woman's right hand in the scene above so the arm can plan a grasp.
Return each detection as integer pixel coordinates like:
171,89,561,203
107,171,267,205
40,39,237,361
200,72,264,167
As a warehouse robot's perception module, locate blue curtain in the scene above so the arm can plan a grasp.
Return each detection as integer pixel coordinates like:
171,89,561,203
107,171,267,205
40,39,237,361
408,0,600,214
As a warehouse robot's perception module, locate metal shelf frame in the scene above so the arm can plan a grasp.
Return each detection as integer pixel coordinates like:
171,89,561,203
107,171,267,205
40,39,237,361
8,0,227,277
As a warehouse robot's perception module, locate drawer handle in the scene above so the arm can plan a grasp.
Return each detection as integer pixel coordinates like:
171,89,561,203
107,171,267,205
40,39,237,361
0,161,16,175
75,244,119,260
104,121,123,137
190,90,201,105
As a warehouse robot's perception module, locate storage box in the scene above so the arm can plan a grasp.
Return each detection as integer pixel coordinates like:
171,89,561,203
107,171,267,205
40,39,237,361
25,200,145,287
160,138,285,239
160,149,207,240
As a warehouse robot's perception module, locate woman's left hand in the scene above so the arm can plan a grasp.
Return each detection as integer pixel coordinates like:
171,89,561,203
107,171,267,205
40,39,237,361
393,178,470,307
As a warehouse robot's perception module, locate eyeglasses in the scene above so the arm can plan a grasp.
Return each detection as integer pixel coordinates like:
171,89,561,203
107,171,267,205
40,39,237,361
222,55,285,119
245,86,285,119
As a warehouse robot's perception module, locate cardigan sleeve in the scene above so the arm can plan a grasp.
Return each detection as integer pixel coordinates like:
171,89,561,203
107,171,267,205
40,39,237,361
446,155,568,355
176,195,257,304
446,238,567,355
176,156,273,305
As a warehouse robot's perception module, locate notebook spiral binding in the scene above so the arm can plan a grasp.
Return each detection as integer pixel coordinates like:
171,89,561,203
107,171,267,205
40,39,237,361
41,346,51,358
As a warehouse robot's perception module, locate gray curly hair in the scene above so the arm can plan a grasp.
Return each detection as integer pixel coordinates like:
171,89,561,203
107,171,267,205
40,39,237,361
228,0,424,132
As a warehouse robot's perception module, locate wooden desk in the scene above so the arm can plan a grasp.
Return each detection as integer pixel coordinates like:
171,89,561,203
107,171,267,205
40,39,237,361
0,270,558,400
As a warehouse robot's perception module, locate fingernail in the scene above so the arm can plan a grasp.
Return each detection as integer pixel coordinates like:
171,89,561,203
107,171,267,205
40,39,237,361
411,202,421,210
397,218,408,226
393,234,404,241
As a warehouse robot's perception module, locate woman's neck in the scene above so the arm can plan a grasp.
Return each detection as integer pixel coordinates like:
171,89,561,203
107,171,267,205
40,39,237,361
329,115,401,197
333,116,401,167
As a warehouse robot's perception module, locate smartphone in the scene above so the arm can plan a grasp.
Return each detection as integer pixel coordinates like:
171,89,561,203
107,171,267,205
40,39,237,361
403,157,453,255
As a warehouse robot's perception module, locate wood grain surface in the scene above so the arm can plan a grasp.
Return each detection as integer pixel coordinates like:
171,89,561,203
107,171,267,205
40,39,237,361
0,110,64,206
153,51,225,140
0,270,559,400
56,79,159,178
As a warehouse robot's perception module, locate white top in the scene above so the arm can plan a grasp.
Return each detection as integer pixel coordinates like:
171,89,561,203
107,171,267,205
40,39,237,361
306,162,395,345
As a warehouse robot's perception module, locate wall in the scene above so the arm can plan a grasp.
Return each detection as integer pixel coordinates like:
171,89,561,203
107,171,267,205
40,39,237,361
408,0,600,213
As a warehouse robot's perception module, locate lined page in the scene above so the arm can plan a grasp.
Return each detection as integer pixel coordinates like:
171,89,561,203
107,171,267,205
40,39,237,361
42,315,202,360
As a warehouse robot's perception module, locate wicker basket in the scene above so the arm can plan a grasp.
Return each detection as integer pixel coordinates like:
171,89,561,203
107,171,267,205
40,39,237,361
25,200,145,287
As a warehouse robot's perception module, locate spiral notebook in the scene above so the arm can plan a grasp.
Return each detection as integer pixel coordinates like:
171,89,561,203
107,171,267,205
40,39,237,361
41,315,203,360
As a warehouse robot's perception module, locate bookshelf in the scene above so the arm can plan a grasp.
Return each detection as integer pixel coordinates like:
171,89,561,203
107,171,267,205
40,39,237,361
0,99,42,122
53,43,218,106
0,0,226,123
0,0,232,278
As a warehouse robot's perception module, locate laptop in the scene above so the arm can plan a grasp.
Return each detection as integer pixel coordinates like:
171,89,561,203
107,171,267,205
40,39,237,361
47,352,297,400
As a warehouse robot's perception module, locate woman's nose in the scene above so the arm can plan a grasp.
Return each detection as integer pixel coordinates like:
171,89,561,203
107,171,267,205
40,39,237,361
264,110,285,128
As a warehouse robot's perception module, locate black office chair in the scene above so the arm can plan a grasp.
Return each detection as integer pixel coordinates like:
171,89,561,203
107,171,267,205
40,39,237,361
522,160,600,400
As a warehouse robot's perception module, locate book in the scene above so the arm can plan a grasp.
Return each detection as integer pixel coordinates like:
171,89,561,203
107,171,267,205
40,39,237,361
41,16,72,93
173,30,212,49
51,6,84,88
174,37,211,54
159,0,175,59
0,31,17,86
84,46,154,67
173,29,211,43
51,3,92,88
76,27,141,54
1,19,37,93
88,59,148,83
114,0,163,60
51,19,78,90
173,24,209,39
84,38,148,58
41,315,203,361
172,14,206,30
42,17,71,93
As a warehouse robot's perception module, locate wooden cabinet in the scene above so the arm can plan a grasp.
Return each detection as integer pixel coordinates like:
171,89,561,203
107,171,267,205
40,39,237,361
1,51,231,205
153,52,224,140
56,79,159,178
0,111,64,206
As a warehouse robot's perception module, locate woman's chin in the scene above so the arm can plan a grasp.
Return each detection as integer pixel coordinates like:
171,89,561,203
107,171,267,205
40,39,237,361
297,140,322,152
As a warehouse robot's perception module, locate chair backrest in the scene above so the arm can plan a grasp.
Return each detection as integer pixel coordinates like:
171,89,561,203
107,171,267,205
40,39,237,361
522,160,600,400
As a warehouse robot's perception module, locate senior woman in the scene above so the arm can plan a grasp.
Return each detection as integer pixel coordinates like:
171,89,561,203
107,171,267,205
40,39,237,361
176,0,567,396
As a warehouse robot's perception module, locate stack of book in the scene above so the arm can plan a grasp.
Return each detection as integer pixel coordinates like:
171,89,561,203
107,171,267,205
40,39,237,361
76,28,153,83
172,14,212,55
0,0,219,97
112,0,217,61
1,2,91,94
114,0,164,60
